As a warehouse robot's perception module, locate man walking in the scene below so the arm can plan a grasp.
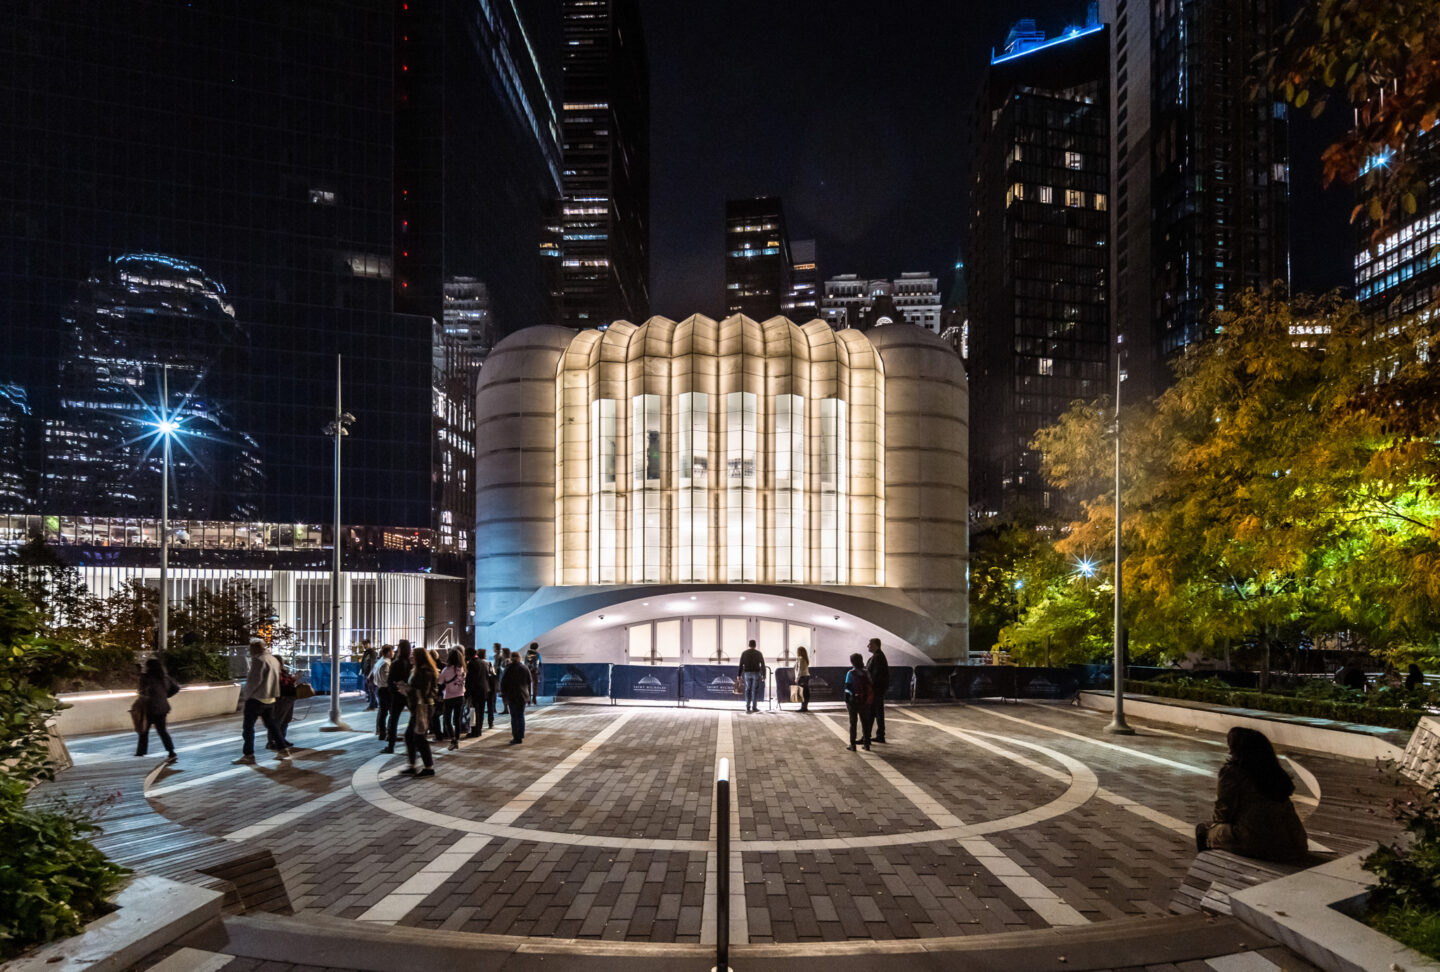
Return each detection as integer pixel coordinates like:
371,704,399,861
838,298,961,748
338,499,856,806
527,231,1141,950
236,638,283,764
866,637,890,743
738,639,764,712
500,651,531,744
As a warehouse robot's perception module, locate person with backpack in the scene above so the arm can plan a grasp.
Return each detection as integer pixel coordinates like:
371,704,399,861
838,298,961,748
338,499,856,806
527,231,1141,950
134,656,180,760
844,652,875,751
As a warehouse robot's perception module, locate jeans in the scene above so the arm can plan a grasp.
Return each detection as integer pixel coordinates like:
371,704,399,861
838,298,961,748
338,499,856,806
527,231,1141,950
268,697,295,749
242,698,279,757
486,690,497,727
136,712,175,756
441,696,465,743
405,704,433,767
507,695,526,741
365,680,377,708
846,699,874,747
384,690,406,744
743,672,762,710
798,675,811,710
375,685,393,737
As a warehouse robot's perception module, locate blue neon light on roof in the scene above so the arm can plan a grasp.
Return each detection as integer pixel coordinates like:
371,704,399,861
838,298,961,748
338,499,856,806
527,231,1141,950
990,22,1104,64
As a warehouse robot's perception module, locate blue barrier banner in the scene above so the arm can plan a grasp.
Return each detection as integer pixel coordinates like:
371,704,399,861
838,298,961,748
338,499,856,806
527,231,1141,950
541,663,610,698
307,661,364,695
683,664,764,703
951,666,1079,699
913,665,957,700
886,666,914,702
610,664,681,702
773,667,844,704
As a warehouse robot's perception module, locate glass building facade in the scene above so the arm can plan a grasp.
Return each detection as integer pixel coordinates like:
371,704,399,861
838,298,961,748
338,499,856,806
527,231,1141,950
969,16,1111,516
725,198,793,321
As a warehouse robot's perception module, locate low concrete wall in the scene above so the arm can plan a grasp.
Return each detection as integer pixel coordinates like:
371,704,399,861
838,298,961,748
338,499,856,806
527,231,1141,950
1078,691,1408,763
54,682,241,737
1230,850,1440,972
8,874,223,972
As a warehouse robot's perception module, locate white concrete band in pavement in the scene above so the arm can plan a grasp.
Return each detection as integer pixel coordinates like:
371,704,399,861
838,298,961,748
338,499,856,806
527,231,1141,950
701,712,748,946
820,712,1090,926
358,708,638,924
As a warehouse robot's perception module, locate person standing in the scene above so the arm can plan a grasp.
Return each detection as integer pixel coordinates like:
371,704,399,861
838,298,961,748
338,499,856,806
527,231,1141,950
501,652,531,744
372,644,394,739
465,647,489,738
439,648,466,750
401,647,437,776
486,645,500,729
236,638,283,765
795,645,812,713
360,641,378,710
844,652,875,751
383,641,413,754
526,642,542,706
866,638,890,743
738,640,764,713
134,657,180,760
267,657,297,755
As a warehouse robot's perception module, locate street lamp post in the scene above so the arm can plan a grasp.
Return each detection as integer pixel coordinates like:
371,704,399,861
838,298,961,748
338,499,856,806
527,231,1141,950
1106,349,1134,735
322,354,355,731
157,364,176,656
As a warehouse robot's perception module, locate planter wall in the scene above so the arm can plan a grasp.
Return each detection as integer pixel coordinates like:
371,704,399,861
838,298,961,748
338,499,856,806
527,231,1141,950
53,682,241,736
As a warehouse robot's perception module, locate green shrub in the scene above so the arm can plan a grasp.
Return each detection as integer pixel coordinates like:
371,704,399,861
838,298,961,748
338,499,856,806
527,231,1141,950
1365,780,1440,961
1132,679,1425,730
0,587,127,959
161,641,230,683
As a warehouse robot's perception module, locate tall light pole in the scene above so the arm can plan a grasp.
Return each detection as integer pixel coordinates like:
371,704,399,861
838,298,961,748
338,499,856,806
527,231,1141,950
156,364,178,657
323,354,355,731
1106,348,1134,735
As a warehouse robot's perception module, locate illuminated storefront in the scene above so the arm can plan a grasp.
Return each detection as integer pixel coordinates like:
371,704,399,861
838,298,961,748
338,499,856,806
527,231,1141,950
475,314,969,665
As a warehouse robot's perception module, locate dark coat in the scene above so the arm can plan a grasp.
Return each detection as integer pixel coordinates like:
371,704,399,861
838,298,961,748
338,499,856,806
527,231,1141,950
866,648,890,694
738,647,764,674
500,659,531,703
466,658,490,697
137,671,180,718
408,662,438,715
1205,763,1308,863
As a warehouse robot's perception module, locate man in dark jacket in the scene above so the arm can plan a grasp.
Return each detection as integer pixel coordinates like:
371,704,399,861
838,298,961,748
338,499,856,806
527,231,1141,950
866,638,890,743
738,640,764,712
464,646,489,738
500,654,531,744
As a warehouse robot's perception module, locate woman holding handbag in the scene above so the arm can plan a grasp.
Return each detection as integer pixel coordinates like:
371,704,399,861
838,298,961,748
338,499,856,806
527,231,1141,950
134,657,180,761
439,648,466,750
403,647,437,776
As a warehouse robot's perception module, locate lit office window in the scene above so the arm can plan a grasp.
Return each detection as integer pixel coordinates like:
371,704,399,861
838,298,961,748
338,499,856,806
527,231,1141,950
630,394,662,582
819,397,848,584
590,398,618,583
677,391,709,583
725,391,758,583
774,394,805,582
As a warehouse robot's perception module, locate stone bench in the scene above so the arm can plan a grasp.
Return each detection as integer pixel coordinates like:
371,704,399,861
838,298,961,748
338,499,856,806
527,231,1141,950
1171,849,1330,916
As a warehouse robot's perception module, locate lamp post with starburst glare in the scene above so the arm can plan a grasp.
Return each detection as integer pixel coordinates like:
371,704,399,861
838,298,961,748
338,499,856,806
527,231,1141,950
153,364,182,655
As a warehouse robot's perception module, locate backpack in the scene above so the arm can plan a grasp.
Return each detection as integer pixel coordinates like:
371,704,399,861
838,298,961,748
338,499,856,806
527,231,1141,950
850,670,874,708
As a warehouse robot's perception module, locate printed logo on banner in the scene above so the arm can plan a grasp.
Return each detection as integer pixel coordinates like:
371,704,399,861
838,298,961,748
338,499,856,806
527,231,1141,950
1026,675,1058,698
706,675,740,696
969,673,995,697
633,673,667,694
809,674,831,692
557,669,591,695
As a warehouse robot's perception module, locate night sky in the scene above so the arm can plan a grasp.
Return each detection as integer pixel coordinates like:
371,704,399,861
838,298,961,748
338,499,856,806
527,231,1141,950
638,0,1355,319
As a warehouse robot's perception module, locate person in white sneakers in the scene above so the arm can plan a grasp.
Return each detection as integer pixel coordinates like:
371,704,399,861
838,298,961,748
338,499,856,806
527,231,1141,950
236,638,284,764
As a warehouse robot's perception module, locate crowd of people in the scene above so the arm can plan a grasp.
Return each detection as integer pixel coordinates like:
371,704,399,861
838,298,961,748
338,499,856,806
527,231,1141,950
129,633,1322,870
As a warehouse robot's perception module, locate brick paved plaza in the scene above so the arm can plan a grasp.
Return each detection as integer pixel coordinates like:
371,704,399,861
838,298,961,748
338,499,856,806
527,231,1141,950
47,697,1406,970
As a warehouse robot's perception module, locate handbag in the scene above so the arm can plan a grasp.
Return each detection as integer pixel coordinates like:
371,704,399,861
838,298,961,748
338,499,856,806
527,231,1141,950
733,675,745,695
129,697,147,733
295,682,316,700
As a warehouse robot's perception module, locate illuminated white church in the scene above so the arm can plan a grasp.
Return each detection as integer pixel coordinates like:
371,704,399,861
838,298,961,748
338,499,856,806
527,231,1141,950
473,314,968,667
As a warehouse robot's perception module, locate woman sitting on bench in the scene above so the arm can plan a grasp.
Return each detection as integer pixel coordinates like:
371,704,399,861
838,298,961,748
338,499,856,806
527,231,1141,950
1195,726,1308,864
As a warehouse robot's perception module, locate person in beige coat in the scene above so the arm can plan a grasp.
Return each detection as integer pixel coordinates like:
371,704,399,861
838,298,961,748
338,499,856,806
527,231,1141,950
1195,727,1308,863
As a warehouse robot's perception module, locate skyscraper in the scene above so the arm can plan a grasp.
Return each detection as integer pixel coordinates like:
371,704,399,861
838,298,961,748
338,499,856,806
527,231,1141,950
725,197,792,320
558,0,651,328
785,239,820,320
1354,133,1440,318
969,11,1111,517
1105,0,1289,391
